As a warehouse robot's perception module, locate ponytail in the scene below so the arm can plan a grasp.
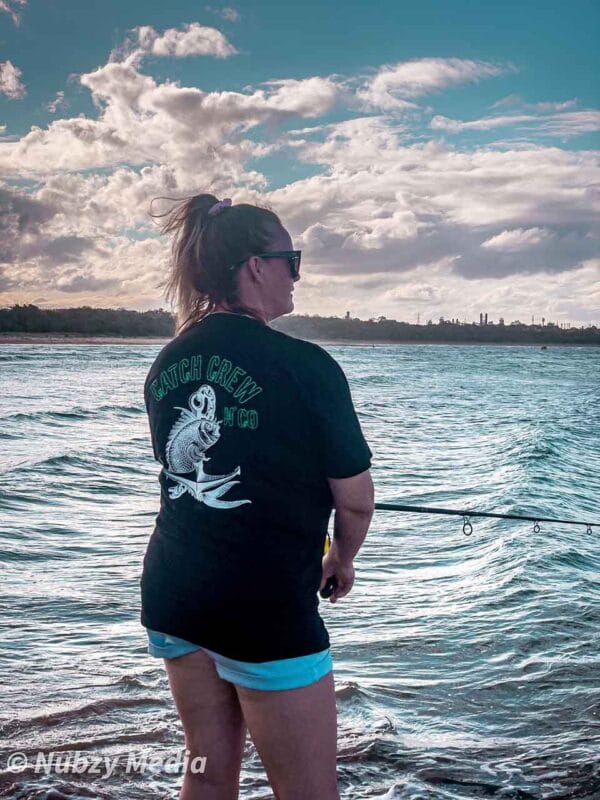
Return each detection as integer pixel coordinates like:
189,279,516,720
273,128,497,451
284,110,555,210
151,193,282,336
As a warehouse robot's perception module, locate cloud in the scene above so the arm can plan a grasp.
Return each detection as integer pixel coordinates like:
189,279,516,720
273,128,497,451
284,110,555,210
1,232,170,304
114,22,238,62
33,165,181,236
0,184,96,267
0,185,55,263
0,60,26,99
205,5,241,22
5,105,599,295
0,43,597,323
220,7,240,22
491,94,578,112
481,227,554,250
431,113,536,132
532,111,600,137
45,90,68,114
355,57,509,111
286,116,412,169
0,58,339,179
252,77,341,119
136,21,237,58
0,0,26,25
55,272,121,293
431,110,600,137
270,122,600,285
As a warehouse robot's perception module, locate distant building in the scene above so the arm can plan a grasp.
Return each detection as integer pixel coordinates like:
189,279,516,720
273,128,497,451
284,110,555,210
484,312,488,325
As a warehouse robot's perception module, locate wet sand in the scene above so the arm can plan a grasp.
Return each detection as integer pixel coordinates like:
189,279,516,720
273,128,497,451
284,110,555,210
0,334,172,345
0,333,391,346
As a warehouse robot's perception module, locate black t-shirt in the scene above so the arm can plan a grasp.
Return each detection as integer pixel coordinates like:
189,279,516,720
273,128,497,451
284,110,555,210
140,312,373,662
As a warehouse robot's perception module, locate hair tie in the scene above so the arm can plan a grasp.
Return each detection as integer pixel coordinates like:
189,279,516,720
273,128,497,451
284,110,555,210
208,198,232,216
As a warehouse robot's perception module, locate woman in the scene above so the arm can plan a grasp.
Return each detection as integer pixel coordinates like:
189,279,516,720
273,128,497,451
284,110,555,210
140,193,375,799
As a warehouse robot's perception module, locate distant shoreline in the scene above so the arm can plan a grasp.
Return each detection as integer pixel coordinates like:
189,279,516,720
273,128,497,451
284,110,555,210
0,333,593,347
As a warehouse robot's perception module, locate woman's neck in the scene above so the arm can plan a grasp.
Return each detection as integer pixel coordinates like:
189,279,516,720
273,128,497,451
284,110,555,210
210,304,268,323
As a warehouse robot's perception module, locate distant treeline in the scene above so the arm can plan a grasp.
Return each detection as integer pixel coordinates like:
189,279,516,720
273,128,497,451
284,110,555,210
0,304,174,337
1,304,599,345
272,315,600,345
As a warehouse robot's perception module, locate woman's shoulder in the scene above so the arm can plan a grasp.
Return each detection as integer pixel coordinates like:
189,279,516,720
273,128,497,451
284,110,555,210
266,329,347,392
267,327,336,365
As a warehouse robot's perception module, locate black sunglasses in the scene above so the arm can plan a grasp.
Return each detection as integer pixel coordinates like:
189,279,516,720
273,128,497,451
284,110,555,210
229,250,301,282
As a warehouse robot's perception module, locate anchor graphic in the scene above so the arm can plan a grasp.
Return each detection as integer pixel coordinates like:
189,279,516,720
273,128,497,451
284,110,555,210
163,385,251,509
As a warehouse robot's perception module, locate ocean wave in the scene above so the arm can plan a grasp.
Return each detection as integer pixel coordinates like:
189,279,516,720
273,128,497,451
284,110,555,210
2,405,144,426
0,697,167,739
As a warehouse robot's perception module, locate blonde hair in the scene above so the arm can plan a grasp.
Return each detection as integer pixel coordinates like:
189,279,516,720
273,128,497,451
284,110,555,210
151,193,282,336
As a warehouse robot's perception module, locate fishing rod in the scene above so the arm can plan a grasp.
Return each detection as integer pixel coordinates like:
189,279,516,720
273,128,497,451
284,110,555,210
319,502,596,597
373,501,597,536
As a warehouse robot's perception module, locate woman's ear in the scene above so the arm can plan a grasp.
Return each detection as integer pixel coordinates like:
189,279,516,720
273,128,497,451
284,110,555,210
247,256,263,285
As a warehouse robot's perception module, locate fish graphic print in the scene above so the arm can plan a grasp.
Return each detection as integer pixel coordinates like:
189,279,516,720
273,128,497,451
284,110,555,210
163,384,252,509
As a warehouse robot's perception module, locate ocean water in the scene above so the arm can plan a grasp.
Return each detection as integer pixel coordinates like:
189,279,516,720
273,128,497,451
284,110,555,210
0,341,599,800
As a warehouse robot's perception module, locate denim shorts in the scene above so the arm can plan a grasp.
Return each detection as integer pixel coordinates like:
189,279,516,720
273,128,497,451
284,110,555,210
145,628,333,691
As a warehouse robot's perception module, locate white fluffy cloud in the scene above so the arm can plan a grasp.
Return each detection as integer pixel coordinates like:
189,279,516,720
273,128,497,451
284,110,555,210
0,57,339,179
45,90,67,113
0,60,26,99
355,57,508,111
0,0,26,25
481,227,554,251
133,22,238,59
0,41,598,324
109,21,239,64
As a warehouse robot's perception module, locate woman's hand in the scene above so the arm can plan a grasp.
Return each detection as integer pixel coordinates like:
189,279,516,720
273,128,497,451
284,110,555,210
319,551,355,603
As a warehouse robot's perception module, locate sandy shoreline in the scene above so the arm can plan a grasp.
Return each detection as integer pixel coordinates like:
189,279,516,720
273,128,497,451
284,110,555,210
0,333,590,347
0,334,396,346
0,334,171,345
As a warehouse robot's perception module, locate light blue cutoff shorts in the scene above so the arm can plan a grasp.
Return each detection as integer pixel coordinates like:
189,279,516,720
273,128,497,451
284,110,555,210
145,628,333,691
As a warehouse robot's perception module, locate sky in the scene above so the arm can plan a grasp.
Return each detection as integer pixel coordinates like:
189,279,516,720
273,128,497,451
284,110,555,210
1,0,599,326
